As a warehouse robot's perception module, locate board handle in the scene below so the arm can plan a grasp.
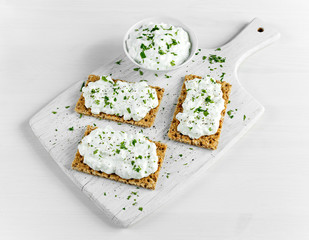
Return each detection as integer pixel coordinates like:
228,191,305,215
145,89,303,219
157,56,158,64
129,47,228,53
222,18,280,69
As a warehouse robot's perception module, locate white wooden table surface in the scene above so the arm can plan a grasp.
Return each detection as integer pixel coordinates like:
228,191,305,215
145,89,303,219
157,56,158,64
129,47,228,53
1,0,309,239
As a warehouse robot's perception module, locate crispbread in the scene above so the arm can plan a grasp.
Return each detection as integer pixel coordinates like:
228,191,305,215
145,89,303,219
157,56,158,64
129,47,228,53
75,75,164,128
168,75,232,150
71,125,167,190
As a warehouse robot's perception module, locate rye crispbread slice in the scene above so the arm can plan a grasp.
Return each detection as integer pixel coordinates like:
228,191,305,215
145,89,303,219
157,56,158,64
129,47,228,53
72,125,167,190
168,75,232,150
75,75,164,128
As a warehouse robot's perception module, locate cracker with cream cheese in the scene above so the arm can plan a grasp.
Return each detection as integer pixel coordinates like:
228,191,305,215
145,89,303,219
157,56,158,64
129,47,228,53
75,75,164,128
72,125,167,190
168,74,232,150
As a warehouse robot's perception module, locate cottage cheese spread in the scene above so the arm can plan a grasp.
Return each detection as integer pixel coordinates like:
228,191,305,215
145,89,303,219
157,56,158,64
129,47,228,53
82,76,158,121
176,77,225,139
78,126,159,179
126,22,191,70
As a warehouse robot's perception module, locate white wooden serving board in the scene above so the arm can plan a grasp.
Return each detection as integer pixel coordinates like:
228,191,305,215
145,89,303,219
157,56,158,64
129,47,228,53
29,18,279,227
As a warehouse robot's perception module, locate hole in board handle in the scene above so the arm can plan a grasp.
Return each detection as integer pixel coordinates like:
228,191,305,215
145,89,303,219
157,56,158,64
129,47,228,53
257,27,264,32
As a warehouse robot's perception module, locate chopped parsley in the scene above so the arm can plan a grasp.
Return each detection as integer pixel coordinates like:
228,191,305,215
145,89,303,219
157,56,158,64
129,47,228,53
65,106,70,109
52,111,57,114
220,72,226,81
202,56,207,60
133,67,140,71
170,60,175,66
208,54,226,64
140,51,146,59
115,59,122,65
215,48,221,51
101,76,108,82
127,108,131,114
138,207,143,211
80,82,85,92
139,70,144,76
158,49,166,55
205,96,214,103
194,107,209,116
243,115,246,121
68,127,74,131
120,141,127,149
150,25,159,32
227,110,234,119
93,149,98,154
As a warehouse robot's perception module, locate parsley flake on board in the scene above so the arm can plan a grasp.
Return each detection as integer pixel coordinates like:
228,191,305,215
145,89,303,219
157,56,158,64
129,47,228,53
208,54,226,64
68,127,74,131
115,59,122,65
227,110,234,119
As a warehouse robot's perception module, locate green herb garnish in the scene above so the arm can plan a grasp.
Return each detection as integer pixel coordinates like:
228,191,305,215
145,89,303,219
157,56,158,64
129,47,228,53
205,96,214,103
227,110,234,119
140,51,146,59
80,82,85,92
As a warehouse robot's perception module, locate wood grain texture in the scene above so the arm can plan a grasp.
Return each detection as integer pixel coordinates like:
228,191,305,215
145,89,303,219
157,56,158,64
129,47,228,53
29,18,279,227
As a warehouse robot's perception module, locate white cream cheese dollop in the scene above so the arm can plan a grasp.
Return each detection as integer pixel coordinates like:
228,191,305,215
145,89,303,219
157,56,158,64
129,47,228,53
82,76,158,121
126,22,191,70
176,77,225,139
78,126,159,179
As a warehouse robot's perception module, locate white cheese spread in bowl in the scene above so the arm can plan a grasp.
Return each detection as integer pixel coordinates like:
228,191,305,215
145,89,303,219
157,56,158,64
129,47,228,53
123,17,198,72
